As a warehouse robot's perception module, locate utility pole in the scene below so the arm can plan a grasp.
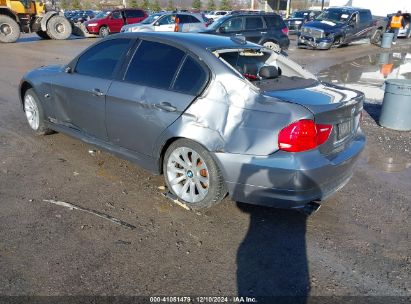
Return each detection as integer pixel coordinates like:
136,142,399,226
286,0,291,18
123,0,127,8
321,0,325,10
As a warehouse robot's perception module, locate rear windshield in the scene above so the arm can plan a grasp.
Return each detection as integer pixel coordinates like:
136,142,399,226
216,49,317,91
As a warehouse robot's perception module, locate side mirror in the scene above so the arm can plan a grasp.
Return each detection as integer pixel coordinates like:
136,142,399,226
219,26,226,33
64,66,72,73
154,21,159,26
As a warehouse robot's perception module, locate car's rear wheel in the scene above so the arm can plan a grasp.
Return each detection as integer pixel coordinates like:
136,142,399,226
370,29,382,45
263,41,281,53
24,89,52,135
163,139,226,210
99,26,109,38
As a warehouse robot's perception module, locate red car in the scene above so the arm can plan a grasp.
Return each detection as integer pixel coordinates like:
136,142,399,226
85,9,147,37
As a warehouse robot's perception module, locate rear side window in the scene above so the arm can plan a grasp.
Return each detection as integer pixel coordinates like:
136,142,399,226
173,56,207,95
125,10,145,18
178,14,191,24
189,15,201,23
264,15,286,29
125,40,185,89
245,16,265,30
75,39,131,79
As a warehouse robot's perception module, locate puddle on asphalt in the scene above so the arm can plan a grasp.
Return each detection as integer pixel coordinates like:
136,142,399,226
318,51,411,101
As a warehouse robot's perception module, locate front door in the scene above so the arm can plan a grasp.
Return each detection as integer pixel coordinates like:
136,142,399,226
50,38,133,140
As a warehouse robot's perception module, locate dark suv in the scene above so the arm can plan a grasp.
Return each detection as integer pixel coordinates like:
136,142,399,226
200,13,290,52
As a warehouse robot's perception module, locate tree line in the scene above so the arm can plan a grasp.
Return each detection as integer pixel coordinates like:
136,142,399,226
60,0,234,11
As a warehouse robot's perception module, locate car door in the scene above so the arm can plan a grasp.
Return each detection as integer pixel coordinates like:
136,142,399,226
50,38,133,140
125,9,145,25
107,10,124,33
243,16,266,43
105,40,209,157
154,14,176,31
344,13,359,43
177,14,192,32
217,16,244,37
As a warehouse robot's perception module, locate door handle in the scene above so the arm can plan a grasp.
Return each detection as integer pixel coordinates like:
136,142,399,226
154,102,177,112
92,88,105,97
261,31,267,34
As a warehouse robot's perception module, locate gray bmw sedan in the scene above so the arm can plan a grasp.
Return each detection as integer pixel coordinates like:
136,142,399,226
19,32,365,210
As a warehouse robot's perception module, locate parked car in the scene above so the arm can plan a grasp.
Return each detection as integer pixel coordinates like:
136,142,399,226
298,7,387,49
19,32,365,210
200,12,290,52
84,8,148,37
121,12,206,33
284,10,321,34
388,12,411,38
205,10,229,21
71,10,95,23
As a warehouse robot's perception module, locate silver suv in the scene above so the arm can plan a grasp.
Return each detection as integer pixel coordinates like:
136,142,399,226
121,12,207,33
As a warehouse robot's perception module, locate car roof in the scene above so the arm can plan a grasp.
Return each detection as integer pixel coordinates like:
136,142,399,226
327,7,369,12
112,32,261,50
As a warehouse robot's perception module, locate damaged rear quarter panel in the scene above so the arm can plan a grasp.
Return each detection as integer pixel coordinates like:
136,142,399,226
154,54,312,158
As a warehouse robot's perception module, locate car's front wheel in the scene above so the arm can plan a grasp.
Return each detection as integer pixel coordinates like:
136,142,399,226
24,89,52,135
163,139,226,210
99,26,109,38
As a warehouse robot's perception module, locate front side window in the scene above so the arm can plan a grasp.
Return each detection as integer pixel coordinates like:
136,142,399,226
125,40,185,89
222,17,243,32
75,39,131,79
158,14,176,25
111,11,122,19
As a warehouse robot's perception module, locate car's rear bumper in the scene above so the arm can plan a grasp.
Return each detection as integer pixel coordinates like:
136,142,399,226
298,35,333,49
212,131,365,209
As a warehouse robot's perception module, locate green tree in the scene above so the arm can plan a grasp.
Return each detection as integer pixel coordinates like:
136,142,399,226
192,0,201,10
151,0,161,11
71,0,81,9
207,0,215,11
219,0,231,10
140,0,150,10
129,0,139,8
166,0,174,11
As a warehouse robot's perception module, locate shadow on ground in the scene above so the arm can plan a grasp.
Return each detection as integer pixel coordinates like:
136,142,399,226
364,102,381,123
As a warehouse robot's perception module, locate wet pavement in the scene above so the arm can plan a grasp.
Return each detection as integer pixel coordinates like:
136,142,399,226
0,34,410,298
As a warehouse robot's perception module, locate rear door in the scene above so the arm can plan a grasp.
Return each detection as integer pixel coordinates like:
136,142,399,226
243,16,266,43
50,38,133,140
106,40,209,156
125,9,146,25
177,14,192,32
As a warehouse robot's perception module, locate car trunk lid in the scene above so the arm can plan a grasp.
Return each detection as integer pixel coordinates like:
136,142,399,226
262,82,364,155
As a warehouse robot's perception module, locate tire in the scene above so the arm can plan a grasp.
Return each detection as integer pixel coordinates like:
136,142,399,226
371,29,382,45
23,89,52,135
163,139,227,210
46,15,72,40
332,36,344,48
36,30,50,39
263,40,281,53
0,15,20,43
99,26,109,38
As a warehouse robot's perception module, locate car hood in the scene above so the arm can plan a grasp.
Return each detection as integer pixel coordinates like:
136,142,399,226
26,65,64,77
303,20,343,31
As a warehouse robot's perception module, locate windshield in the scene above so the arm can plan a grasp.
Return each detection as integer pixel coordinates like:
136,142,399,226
292,11,308,18
208,15,229,30
316,9,351,24
94,11,110,19
141,13,163,24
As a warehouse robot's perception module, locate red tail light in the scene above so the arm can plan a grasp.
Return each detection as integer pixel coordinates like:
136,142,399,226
282,27,289,36
278,120,333,152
